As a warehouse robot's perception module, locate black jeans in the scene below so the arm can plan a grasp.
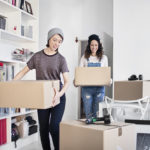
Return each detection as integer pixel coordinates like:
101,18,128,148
38,94,66,150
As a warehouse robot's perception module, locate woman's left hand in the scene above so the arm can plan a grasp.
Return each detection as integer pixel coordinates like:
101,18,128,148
52,88,61,107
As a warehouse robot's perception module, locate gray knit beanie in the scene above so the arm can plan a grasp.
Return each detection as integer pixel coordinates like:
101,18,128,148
47,28,64,42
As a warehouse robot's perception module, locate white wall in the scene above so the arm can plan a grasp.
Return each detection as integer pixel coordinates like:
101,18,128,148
39,0,113,119
114,0,150,80
81,0,113,38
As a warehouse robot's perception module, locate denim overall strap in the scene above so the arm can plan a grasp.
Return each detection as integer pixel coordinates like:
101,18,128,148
87,58,101,67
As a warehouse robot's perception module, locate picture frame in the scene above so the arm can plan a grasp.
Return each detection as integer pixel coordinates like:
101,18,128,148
25,1,33,15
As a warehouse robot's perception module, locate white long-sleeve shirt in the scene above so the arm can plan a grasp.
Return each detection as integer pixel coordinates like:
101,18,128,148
79,55,108,67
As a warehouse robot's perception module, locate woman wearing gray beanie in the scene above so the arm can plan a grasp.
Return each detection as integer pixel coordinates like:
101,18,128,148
13,28,69,150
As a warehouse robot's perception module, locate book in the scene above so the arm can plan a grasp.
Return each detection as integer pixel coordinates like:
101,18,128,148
0,119,7,145
12,0,16,6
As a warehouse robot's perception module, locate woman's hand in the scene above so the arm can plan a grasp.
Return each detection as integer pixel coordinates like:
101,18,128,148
52,88,61,107
108,78,113,86
51,72,69,107
73,79,78,87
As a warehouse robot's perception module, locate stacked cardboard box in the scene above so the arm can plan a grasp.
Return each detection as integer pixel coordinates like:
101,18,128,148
114,80,150,100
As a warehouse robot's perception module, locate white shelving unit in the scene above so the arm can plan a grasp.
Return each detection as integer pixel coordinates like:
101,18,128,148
0,59,26,64
0,29,36,43
0,0,39,149
0,109,38,150
0,109,39,150
0,0,39,51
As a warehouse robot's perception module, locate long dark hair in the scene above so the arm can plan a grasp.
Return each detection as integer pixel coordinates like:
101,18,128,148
84,34,104,60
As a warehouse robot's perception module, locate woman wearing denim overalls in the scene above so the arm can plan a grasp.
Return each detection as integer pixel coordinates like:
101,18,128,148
79,34,108,123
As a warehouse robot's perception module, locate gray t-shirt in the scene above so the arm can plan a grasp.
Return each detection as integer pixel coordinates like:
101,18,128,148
27,50,69,80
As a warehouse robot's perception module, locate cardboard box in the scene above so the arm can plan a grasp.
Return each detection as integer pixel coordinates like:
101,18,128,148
60,120,136,150
75,67,111,86
114,80,150,100
0,80,60,109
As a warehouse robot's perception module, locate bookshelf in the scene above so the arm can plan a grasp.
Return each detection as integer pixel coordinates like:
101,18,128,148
0,0,39,149
0,29,36,42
